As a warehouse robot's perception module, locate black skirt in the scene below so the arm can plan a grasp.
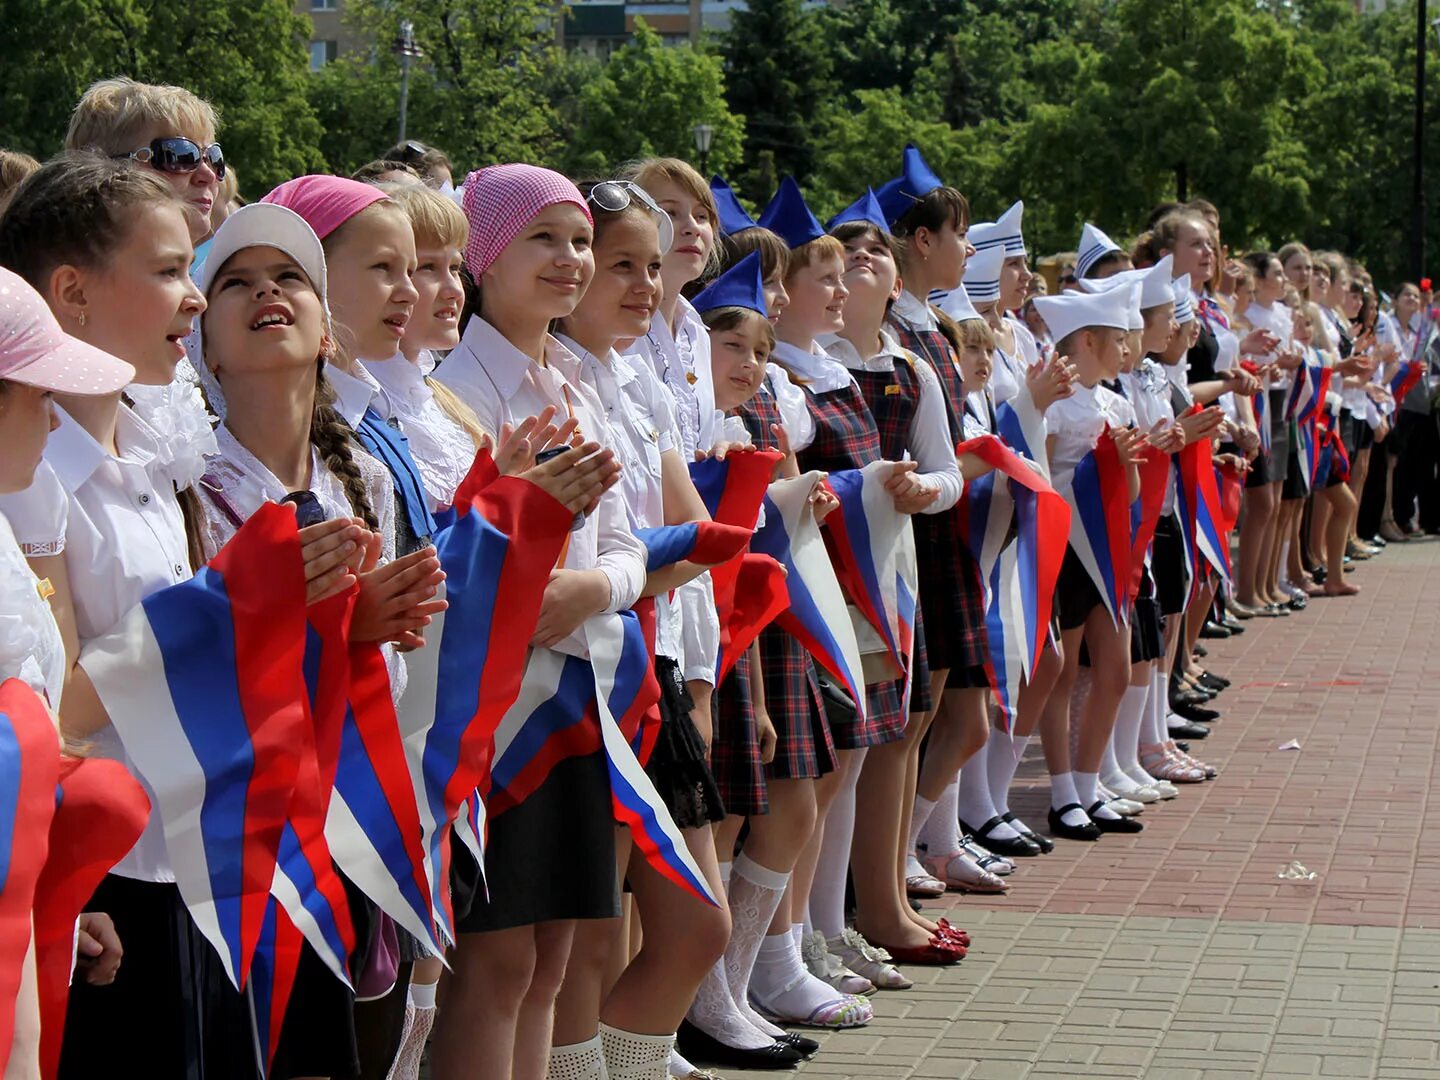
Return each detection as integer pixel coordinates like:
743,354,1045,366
60,875,359,1080
945,663,990,690
1055,546,1104,631
646,656,727,828
1129,593,1164,663
455,750,620,933
1151,514,1190,617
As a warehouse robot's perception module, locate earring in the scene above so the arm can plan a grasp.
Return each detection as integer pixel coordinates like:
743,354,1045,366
77,311,87,327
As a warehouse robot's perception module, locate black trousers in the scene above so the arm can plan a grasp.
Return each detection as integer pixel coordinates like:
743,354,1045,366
1392,410,1440,530
1357,433,1391,539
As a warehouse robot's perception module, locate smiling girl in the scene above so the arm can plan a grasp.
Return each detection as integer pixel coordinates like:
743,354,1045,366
430,164,649,1080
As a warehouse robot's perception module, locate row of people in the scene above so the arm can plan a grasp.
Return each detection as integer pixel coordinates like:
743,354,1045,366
0,77,1425,1080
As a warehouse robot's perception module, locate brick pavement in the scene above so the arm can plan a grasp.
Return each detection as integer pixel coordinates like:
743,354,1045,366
744,538,1440,1080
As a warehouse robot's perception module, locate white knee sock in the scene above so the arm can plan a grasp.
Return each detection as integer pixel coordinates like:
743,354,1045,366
909,793,937,858
548,1034,608,1080
809,752,864,940
918,776,961,857
600,1023,674,1080
1112,683,1151,786
1146,668,1169,747
1049,770,1089,826
956,749,1020,839
723,855,791,1036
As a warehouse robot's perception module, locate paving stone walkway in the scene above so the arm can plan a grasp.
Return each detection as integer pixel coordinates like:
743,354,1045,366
756,538,1440,1080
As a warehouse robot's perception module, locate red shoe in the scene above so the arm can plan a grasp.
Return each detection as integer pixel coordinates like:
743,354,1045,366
935,918,970,948
870,934,965,965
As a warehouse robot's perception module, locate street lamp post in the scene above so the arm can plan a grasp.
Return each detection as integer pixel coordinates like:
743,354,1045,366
394,20,423,145
692,123,714,178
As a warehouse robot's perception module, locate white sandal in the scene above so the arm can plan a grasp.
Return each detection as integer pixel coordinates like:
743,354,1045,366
829,929,913,990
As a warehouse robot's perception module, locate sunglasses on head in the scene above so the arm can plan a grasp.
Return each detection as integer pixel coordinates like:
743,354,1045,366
587,180,674,253
119,137,226,180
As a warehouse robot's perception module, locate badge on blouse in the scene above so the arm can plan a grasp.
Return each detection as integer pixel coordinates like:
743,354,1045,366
885,383,901,396
686,372,698,385
34,577,54,602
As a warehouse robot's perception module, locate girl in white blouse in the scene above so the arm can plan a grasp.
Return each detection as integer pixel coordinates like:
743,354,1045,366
0,156,271,1078
0,266,136,1080
552,179,733,1080
430,164,649,1080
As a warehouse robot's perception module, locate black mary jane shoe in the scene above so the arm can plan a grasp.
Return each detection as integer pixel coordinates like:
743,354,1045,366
1002,811,1055,854
1171,687,1211,708
1047,803,1101,842
677,1021,803,1070
960,814,1043,858
1199,620,1232,639
1172,700,1219,723
1220,616,1247,634
778,1032,820,1057
1088,802,1144,833
1197,671,1231,692
1167,720,1211,740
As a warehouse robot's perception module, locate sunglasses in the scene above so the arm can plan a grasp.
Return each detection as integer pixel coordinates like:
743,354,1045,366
119,137,226,180
586,181,674,253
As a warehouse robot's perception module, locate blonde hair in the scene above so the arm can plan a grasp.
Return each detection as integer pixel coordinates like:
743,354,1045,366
621,157,721,277
65,77,219,156
382,182,468,250
0,150,40,204
955,316,995,352
785,235,845,278
428,377,488,449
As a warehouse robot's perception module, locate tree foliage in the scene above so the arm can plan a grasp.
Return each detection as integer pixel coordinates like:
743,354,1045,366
558,22,745,179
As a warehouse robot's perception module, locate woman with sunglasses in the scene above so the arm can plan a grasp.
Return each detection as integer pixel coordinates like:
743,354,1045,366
65,77,225,245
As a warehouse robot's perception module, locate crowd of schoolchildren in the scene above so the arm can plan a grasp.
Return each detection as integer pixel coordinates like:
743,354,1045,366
0,77,1434,1080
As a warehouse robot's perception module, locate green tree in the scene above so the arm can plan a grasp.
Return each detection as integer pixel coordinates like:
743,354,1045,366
721,0,836,189
559,21,744,179
333,0,566,176
0,0,325,197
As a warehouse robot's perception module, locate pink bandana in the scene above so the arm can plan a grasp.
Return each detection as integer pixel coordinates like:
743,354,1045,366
461,164,593,278
261,175,389,240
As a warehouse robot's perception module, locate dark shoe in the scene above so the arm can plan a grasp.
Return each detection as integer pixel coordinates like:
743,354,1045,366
1174,740,1190,752
1172,700,1220,723
1199,620,1231,639
1002,811,1055,853
677,1021,804,1069
1310,565,1327,584
1194,643,1208,658
1048,803,1101,842
1197,671,1231,691
1171,687,1212,708
1167,720,1211,739
1220,616,1247,633
778,1032,819,1057
960,815,1043,858
1088,802,1144,833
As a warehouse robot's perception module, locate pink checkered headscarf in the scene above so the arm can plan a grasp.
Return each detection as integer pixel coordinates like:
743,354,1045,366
461,164,593,278
261,175,389,241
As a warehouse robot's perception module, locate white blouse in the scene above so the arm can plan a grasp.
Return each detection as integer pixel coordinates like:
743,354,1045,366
1047,381,1137,492
364,353,479,508
629,297,719,460
432,316,647,660
0,512,66,711
566,339,688,664
990,316,1040,406
0,404,193,882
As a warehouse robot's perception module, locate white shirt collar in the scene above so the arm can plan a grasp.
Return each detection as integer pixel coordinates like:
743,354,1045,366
820,328,909,372
772,339,852,393
557,336,639,391
326,361,380,427
451,316,584,402
892,289,939,331
47,402,160,492
363,353,430,405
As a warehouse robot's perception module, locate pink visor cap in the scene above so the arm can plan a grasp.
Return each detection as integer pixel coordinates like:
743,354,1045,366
0,268,135,394
461,164,593,278
261,174,389,241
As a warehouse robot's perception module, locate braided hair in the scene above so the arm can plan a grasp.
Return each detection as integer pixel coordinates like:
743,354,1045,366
311,363,379,529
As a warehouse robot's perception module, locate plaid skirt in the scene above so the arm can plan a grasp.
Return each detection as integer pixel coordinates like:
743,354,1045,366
757,625,838,781
911,510,990,672
712,652,768,817
835,678,908,748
